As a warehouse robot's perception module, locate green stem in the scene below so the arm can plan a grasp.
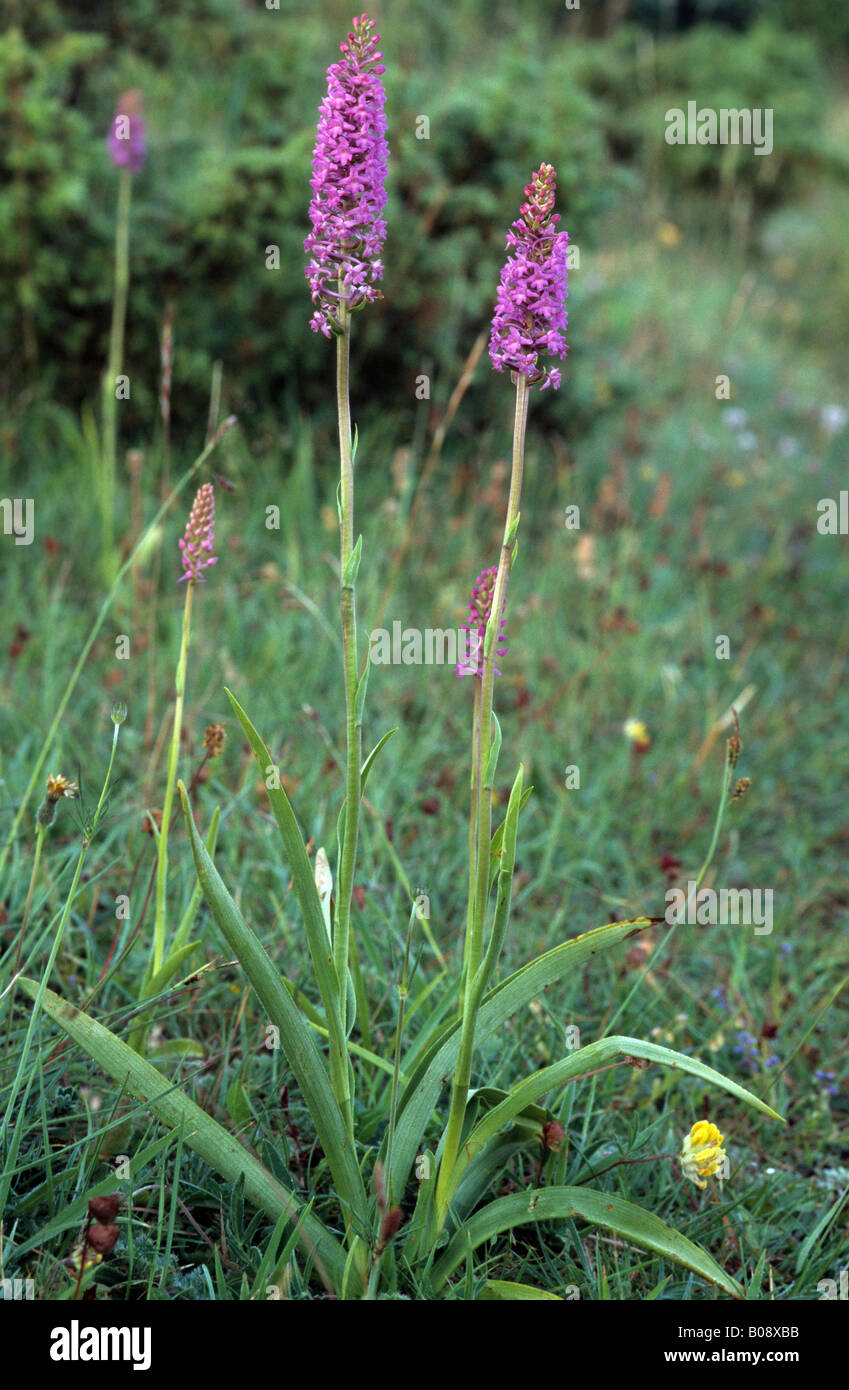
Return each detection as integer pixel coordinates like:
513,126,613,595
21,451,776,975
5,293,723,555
691,750,735,898
435,375,529,1228
385,904,417,1205
458,675,482,1015
333,302,360,1136
153,579,194,975
3,822,46,1061
101,166,132,578
13,824,45,975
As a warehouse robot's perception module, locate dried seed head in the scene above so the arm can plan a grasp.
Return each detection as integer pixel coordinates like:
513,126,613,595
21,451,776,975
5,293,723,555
377,1206,403,1253
88,1194,121,1223
541,1119,566,1152
87,1222,120,1255
202,723,226,757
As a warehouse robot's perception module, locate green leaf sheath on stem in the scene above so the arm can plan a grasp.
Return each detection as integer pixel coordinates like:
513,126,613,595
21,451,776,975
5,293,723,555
14,978,346,1292
430,1187,744,1299
384,917,655,1203
335,300,363,1082
224,690,353,1128
474,763,524,1000
153,577,194,976
178,780,368,1236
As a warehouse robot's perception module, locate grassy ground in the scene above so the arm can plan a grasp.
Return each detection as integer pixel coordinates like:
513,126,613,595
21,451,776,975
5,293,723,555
1,183,847,1300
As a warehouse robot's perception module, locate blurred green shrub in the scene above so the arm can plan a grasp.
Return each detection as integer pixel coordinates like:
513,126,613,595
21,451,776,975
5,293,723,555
0,3,833,444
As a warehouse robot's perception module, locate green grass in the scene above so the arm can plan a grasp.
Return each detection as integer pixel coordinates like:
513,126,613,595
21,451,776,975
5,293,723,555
1,184,847,1300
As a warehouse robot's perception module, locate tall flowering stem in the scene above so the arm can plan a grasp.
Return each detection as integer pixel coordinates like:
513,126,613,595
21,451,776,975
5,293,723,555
305,15,388,1138
334,298,359,1136
435,166,567,1228
101,92,147,581
435,380,529,1223
152,484,216,979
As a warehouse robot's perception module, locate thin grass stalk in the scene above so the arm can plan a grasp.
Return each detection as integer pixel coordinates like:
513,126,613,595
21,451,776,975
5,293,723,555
0,720,121,1204
101,166,132,580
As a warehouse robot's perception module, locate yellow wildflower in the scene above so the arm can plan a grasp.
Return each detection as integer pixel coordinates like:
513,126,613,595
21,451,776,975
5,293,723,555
680,1120,727,1189
46,774,77,802
623,718,651,752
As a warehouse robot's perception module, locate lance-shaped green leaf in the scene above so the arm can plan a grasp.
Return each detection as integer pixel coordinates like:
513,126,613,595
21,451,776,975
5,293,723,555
489,787,532,878
179,783,368,1233
482,712,502,789
474,764,523,998
480,1281,562,1301
431,1186,744,1298
361,728,397,794
224,690,346,1051
442,1033,783,1207
15,978,345,1290
383,917,655,1196
342,533,362,588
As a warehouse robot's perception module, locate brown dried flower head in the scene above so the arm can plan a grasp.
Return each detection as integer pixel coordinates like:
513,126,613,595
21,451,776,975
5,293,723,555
203,723,226,758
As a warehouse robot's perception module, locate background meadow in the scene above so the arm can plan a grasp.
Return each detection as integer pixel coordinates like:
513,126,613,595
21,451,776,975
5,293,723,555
1,0,848,1299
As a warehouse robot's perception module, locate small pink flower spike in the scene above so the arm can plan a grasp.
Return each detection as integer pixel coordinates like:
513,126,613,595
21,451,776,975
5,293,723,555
178,483,217,583
305,15,388,337
456,566,507,679
489,163,568,390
